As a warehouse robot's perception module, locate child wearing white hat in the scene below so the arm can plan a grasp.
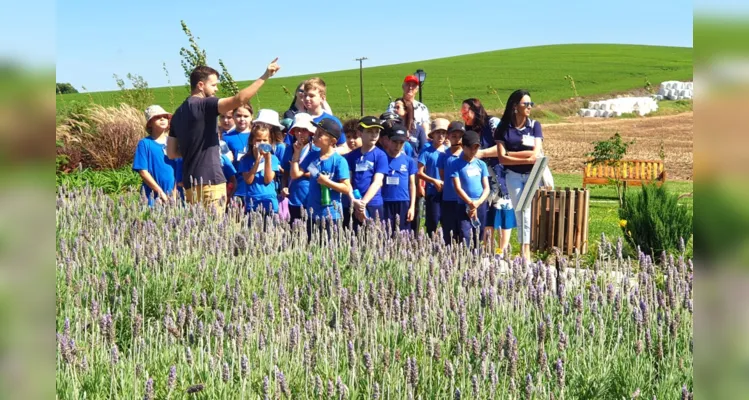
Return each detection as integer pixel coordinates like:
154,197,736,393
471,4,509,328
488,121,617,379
133,105,178,206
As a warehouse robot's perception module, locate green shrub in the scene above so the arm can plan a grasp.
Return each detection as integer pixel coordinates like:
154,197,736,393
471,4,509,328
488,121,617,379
57,168,141,194
619,183,692,257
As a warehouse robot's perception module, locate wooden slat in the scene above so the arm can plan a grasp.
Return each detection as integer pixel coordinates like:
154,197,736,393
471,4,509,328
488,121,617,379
557,190,566,250
548,191,556,249
566,189,575,255
531,191,539,250
539,191,548,250
575,189,584,253
581,190,590,254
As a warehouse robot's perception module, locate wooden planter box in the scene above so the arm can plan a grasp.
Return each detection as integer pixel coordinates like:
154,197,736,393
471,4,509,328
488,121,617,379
530,188,590,255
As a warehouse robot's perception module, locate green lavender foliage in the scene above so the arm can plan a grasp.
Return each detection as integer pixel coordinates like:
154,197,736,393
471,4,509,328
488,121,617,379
619,183,693,257
56,186,693,399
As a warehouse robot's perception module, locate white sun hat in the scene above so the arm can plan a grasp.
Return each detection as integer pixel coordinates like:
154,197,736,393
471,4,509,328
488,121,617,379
252,109,283,128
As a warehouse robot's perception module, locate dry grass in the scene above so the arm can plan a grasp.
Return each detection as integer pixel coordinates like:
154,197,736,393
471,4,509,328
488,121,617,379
544,112,693,180
57,103,146,170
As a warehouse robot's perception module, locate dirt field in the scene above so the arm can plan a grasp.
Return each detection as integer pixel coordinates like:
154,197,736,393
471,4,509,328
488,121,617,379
543,112,693,180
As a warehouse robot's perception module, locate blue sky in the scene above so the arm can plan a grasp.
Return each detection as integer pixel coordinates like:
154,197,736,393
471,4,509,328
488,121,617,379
53,0,694,92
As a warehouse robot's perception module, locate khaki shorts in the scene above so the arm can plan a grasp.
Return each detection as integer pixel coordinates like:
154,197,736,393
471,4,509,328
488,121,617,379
185,183,227,214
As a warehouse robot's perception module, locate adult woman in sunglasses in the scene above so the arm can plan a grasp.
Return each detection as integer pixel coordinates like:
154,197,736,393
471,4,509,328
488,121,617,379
494,89,543,262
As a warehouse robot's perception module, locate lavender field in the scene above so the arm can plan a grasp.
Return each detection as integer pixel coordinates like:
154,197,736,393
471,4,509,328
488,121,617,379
56,186,693,399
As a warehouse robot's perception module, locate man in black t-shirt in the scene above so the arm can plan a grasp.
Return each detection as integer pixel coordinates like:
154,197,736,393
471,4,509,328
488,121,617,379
167,58,280,213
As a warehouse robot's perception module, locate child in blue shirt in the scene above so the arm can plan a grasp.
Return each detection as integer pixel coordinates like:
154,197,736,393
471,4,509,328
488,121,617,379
303,78,347,146
438,121,466,244
417,118,449,237
343,116,388,230
133,105,177,206
291,118,351,241
238,124,281,215
223,104,253,207
380,123,417,233
282,113,318,225
451,130,491,247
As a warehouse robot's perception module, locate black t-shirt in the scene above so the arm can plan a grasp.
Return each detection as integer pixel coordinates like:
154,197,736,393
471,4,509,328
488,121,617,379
170,96,226,188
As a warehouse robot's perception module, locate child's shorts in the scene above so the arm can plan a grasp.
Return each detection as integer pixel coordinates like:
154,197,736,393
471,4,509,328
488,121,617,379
488,197,517,230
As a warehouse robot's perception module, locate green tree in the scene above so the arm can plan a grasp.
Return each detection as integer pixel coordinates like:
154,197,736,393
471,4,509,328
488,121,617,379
586,132,635,207
56,83,79,94
179,20,239,96
112,73,154,111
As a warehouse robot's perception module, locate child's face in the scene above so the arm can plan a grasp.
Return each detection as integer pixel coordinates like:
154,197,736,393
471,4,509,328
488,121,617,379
462,143,479,158
252,129,271,146
292,128,312,144
448,131,463,146
346,131,362,150
394,101,406,118
390,139,405,154
312,129,334,148
149,115,170,133
303,89,324,111
431,131,447,147
220,110,235,130
233,108,252,132
360,128,380,147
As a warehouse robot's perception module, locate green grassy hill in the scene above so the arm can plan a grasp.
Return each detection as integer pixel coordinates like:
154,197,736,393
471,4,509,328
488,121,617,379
57,44,692,119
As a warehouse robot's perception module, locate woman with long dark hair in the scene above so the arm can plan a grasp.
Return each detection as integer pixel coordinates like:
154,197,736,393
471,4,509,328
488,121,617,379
462,98,515,255
494,90,543,262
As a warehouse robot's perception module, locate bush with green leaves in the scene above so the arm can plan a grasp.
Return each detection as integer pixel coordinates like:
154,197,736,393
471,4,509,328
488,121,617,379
57,168,141,194
619,183,692,257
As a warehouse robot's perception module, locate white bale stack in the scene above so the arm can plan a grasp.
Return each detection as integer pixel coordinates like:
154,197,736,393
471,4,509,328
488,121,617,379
655,81,693,100
578,96,659,118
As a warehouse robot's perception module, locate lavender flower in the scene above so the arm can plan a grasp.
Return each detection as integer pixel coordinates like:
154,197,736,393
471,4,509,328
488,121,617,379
555,358,565,387
167,366,176,391
277,366,290,397
364,352,373,376
143,378,154,400
186,384,204,394
241,355,248,378
222,362,230,383
525,373,534,398
110,345,119,365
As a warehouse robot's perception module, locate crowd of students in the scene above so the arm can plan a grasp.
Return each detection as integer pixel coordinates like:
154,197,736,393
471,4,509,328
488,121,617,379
134,61,545,259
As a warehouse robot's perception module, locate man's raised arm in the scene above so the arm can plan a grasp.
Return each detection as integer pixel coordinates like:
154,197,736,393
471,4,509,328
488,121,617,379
218,58,280,114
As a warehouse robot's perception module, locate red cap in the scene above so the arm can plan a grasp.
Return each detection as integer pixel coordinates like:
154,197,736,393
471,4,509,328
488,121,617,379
403,75,419,85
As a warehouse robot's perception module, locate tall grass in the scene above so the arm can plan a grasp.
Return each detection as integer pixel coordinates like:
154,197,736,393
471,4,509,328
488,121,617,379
56,103,145,170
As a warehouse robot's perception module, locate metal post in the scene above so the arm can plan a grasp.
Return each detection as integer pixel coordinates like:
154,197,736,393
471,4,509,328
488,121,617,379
355,57,368,116
418,81,422,103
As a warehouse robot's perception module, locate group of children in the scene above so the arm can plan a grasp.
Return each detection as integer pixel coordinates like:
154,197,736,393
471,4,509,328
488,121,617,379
133,77,519,250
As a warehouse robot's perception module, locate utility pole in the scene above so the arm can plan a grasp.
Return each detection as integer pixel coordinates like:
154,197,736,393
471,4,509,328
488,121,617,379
355,57,368,116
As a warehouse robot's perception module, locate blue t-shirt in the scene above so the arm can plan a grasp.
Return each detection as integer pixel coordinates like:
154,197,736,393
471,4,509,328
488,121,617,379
300,151,350,220
132,136,177,205
344,147,389,207
418,145,446,196
220,154,237,181
381,153,417,202
495,119,543,174
281,143,320,207
223,129,251,196
438,149,463,202
238,154,281,210
407,124,428,158
402,141,415,159
450,157,489,204
313,113,347,146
